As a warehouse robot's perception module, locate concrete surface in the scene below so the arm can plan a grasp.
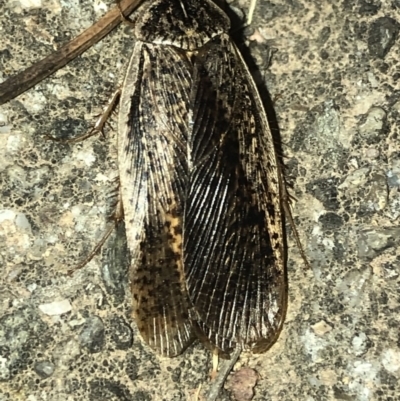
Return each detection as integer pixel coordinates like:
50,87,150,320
0,0,399,400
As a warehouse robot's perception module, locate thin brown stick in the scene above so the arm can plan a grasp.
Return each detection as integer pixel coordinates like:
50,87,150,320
205,348,241,401
0,0,142,105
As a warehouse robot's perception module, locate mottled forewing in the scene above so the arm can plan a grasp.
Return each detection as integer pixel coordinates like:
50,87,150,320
118,42,194,356
184,34,287,353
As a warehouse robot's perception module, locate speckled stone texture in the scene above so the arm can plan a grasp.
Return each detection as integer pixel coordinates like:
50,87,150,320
0,1,399,400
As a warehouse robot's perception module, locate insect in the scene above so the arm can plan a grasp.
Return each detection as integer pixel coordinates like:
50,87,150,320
0,0,290,390
118,0,288,359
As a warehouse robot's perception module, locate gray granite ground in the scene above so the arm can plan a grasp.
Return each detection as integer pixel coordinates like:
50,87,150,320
0,0,399,400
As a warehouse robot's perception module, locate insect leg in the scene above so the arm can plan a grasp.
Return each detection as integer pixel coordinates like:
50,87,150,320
281,183,311,269
67,187,124,275
45,89,121,143
115,0,137,27
246,0,258,25
210,351,219,381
